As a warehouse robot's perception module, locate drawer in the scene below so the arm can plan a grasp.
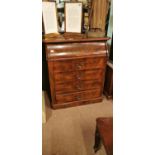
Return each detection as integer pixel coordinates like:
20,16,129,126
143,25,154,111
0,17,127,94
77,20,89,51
53,60,74,72
55,80,102,94
54,69,104,83
53,57,106,73
56,89,101,104
75,57,106,70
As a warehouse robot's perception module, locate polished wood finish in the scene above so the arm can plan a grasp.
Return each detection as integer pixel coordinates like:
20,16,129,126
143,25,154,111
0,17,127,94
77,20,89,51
54,69,104,83
94,117,113,155
43,36,110,44
52,57,106,72
55,80,102,94
56,89,101,104
44,38,108,109
53,98,103,109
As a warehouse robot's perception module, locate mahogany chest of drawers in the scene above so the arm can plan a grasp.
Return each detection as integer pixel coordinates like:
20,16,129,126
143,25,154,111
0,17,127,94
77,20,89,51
44,38,108,109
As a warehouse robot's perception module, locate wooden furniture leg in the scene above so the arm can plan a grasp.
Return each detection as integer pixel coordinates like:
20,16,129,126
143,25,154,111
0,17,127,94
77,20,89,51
94,126,101,153
94,117,113,155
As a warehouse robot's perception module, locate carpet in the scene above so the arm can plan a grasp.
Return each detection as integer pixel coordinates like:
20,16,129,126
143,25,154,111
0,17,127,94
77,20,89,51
42,97,113,155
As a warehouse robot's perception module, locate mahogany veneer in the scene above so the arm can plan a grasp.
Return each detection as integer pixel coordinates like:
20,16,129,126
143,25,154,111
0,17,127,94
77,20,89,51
44,38,109,109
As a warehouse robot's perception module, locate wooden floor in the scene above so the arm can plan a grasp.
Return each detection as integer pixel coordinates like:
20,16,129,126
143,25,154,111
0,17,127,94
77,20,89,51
42,95,113,155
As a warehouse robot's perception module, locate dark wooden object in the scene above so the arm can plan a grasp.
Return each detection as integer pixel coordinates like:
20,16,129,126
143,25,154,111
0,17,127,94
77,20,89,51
104,61,113,99
94,117,113,155
44,37,109,109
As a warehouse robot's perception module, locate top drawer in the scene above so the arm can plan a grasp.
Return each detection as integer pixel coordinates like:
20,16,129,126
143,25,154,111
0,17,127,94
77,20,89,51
46,42,108,60
53,57,106,73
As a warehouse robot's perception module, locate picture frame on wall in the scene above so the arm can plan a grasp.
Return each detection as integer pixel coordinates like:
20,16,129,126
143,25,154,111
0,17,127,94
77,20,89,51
42,2,58,34
65,2,83,33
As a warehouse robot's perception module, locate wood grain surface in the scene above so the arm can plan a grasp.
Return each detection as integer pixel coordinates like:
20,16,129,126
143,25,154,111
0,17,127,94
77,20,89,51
45,38,108,109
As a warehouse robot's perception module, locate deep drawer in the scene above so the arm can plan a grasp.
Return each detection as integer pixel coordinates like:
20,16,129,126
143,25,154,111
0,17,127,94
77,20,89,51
55,80,102,94
56,89,101,104
53,57,106,73
54,69,104,84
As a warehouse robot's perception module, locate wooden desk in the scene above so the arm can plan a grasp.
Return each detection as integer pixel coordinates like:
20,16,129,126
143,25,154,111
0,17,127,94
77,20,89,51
94,117,113,155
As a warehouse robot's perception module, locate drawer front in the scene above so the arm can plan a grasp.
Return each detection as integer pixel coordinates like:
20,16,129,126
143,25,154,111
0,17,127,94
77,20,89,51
75,57,106,70
53,60,74,72
53,57,106,73
55,80,102,94
56,89,101,104
54,69,104,83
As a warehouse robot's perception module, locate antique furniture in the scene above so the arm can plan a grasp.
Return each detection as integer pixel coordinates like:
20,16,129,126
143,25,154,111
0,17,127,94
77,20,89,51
94,117,113,155
43,37,109,109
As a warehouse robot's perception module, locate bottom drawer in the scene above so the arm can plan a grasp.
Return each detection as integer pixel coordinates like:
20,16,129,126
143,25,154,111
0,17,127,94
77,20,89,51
56,89,101,104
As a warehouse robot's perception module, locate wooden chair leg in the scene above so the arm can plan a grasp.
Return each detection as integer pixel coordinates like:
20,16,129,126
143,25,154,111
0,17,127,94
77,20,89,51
94,126,101,153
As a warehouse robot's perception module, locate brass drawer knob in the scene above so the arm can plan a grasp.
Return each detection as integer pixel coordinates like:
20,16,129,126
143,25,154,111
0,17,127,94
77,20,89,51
76,96,81,100
76,85,82,90
76,65,82,69
76,72,84,79
76,75,81,80
76,63,84,69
